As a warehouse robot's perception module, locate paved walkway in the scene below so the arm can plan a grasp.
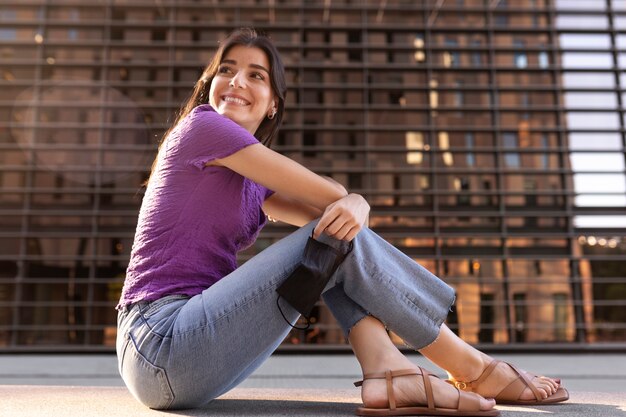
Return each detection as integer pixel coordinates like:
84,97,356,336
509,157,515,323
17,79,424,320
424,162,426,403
1,354,625,416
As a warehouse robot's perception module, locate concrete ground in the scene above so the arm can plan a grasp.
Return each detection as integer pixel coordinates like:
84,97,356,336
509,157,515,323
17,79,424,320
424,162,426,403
1,353,625,416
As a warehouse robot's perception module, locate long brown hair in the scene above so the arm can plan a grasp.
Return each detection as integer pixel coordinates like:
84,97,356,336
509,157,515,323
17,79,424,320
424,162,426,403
145,28,286,185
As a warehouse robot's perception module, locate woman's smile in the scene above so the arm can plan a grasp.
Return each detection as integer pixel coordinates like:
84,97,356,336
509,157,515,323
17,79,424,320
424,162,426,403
220,94,250,106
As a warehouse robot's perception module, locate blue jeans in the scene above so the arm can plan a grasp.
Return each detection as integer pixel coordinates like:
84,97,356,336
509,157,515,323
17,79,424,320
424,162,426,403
116,221,455,409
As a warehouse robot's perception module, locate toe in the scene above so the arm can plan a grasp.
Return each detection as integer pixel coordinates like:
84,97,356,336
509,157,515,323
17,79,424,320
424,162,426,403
541,377,559,394
480,397,496,411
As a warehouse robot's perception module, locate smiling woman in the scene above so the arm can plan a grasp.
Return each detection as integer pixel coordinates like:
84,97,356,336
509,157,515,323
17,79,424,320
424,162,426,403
114,28,565,415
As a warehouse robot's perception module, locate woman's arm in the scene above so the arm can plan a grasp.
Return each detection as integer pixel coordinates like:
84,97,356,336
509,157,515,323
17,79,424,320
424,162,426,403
209,143,344,209
262,176,347,227
208,143,369,240
263,193,322,227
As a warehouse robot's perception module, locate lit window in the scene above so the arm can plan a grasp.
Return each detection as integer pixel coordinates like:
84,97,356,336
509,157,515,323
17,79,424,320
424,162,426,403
406,132,424,165
444,39,459,68
414,35,425,62
439,131,453,166
429,78,439,112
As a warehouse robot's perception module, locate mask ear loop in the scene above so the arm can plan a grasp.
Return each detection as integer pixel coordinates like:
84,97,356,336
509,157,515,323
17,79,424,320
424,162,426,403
276,297,311,330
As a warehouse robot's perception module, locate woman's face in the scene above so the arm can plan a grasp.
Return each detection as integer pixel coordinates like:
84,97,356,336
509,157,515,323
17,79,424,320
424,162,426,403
209,45,277,135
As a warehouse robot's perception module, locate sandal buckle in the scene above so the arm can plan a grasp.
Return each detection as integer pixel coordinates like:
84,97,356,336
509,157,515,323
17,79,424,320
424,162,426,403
455,381,468,390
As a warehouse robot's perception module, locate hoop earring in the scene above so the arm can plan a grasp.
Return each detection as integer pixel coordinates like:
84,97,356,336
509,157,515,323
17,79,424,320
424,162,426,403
268,109,277,119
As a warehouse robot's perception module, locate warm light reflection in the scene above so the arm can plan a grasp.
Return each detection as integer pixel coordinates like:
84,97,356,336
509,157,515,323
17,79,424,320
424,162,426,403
414,36,425,62
406,131,424,165
429,79,439,111
438,131,453,166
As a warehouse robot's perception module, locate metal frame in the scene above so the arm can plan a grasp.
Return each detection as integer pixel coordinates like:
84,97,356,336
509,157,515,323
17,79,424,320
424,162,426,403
0,0,624,351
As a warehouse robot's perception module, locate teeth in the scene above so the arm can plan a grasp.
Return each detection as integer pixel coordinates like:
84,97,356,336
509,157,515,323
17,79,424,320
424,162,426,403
223,96,248,105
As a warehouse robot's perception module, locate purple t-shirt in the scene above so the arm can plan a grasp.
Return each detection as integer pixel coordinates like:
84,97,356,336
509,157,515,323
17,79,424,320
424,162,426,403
117,105,274,309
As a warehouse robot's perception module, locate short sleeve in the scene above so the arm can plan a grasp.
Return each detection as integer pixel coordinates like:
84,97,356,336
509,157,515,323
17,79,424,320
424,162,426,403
178,105,261,170
264,187,275,200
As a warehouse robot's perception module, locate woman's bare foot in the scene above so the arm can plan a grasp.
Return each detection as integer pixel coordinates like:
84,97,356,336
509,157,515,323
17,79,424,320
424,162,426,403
448,353,561,401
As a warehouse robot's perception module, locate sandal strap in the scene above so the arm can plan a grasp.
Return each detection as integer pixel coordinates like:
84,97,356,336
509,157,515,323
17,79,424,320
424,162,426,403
451,360,544,402
420,367,435,409
353,367,437,411
353,368,420,387
504,362,543,402
452,359,501,391
457,390,482,412
386,370,396,410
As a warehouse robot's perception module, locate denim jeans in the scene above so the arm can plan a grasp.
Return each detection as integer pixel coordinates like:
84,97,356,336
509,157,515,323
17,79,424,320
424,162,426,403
116,221,455,409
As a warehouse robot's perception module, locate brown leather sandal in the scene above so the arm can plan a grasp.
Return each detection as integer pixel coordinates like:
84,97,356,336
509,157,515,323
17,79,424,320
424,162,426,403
353,367,500,416
447,360,569,405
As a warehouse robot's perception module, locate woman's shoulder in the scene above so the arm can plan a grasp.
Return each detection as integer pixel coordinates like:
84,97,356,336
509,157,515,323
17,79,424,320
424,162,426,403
175,105,258,158
187,104,237,130
179,105,251,142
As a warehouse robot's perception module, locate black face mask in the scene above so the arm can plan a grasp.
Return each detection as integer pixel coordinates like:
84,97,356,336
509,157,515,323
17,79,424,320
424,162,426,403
276,234,353,330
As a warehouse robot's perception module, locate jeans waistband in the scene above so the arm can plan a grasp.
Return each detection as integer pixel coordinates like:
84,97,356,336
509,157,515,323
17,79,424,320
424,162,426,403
119,294,189,316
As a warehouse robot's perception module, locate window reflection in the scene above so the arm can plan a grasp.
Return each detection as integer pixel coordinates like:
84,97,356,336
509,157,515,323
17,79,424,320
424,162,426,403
513,39,527,68
564,92,617,109
1,0,624,349
560,33,610,49
503,133,520,167
565,112,620,129
561,53,613,69
563,72,614,88
555,0,605,9
556,15,608,29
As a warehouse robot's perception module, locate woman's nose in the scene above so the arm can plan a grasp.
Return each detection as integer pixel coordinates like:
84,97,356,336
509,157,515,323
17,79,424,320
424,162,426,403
229,73,245,89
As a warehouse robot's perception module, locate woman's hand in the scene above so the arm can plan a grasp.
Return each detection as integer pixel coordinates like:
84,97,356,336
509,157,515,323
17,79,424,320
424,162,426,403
313,193,370,241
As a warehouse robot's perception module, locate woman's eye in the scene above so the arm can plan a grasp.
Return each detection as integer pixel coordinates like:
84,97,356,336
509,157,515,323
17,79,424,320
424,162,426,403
251,72,265,80
218,66,231,74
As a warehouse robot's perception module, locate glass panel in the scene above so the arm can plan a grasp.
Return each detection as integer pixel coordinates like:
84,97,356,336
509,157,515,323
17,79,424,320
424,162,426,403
563,72,614,88
559,34,611,49
555,0,606,9
565,112,620,129
575,216,626,227
564,92,617,109
556,15,608,29
568,133,622,150
613,16,626,30
561,53,613,69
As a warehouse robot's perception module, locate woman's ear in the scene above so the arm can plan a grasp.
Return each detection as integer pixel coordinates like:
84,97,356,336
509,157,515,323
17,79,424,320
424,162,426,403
267,100,278,119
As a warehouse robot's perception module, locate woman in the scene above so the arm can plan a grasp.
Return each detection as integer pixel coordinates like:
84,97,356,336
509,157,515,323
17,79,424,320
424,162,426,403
116,28,568,415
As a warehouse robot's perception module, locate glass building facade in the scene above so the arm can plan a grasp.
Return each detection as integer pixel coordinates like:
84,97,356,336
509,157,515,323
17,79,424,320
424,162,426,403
0,0,625,351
